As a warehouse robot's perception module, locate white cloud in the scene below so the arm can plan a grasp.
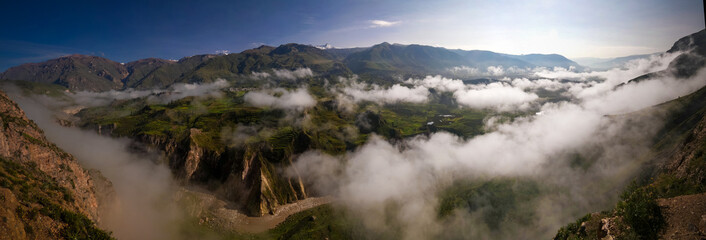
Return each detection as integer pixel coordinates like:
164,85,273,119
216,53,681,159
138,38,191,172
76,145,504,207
448,66,481,77
486,65,505,76
454,82,539,110
70,79,230,106
401,75,540,110
509,78,566,91
341,82,430,104
250,71,271,79
405,75,466,92
162,79,230,102
582,67,706,114
290,50,706,238
272,68,314,80
369,20,401,28
244,87,316,110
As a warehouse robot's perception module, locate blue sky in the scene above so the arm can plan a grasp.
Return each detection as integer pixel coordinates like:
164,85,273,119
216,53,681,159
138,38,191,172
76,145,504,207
0,0,703,71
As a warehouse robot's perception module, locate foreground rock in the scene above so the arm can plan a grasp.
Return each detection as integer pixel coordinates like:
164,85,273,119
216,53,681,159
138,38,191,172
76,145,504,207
0,90,111,239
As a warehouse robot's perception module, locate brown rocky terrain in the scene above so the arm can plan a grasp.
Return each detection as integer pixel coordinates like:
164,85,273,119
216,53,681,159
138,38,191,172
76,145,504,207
657,192,706,239
0,90,111,239
179,187,331,233
135,130,309,217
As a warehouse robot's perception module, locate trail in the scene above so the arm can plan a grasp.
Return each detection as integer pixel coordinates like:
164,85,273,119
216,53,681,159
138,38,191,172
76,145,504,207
179,187,332,233
657,192,706,239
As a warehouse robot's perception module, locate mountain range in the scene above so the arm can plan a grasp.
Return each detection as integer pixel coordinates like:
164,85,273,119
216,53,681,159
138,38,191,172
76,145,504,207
1,27,706,239
0,43,581,91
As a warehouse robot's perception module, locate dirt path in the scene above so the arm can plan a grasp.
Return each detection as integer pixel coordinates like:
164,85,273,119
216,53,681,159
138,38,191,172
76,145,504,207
179,187,332,233
657,192,706,239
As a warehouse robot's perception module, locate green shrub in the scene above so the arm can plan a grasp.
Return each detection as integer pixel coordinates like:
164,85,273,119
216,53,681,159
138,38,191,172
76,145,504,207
616,182,664,240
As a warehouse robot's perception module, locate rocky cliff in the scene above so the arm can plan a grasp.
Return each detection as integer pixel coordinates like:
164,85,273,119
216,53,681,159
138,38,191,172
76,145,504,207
135,128,308,217
0,90,111,239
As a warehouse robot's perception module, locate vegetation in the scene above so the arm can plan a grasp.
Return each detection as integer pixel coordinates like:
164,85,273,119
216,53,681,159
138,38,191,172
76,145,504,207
616,182,664,240
0,157,113,239
265,205,362,240
554,80,706,240
437,178,540,230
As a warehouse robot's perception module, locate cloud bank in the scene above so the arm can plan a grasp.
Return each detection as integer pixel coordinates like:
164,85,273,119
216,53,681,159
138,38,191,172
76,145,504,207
69,79,230,106
251,68,314,80
289,57,706,239
454,82,538,110
244,87,316,110
341,83,430,104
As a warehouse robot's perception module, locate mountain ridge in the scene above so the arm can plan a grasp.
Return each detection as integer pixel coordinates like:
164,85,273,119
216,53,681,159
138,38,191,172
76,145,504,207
1,43,582,91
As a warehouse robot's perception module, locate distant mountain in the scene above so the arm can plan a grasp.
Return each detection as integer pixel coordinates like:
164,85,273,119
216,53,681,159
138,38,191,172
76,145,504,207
343,43,470,74
180,43,351,83
0,54,128,91
126,54,217,89
573,54,656,70
0,42,582,91
0,54,217,91
342,43,581,75
122,58,175,87
451,50,534,68
324,47,369,61
508,53,579,69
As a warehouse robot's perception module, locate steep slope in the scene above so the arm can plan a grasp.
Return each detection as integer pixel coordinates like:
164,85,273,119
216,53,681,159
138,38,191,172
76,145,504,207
122,58,176,87
619,30,706,86
555,84,706,240
554,29,706,240
0,55,127,92
0,90,110,239
667,29,706,78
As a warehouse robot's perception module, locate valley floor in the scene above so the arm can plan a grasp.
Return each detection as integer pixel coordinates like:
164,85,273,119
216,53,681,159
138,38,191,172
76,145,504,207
179,187,332,233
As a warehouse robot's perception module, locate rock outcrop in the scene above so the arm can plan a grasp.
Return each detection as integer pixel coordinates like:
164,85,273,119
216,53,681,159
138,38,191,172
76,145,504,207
0,90,111,239
0,91,101,221
135,129,308,217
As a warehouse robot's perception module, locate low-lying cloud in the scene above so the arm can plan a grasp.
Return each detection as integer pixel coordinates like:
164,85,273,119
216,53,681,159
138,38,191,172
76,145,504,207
69,79,230,106
249,68,314,80
406,75,539,110
339,80,430,104
244,87,316,110
454,82,538,110
11,95,181,240
289,53,706,239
